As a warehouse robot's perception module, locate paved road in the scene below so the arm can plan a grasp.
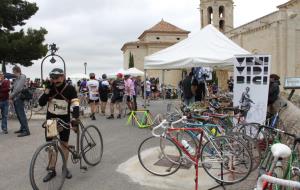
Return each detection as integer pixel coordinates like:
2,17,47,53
0,100,257,190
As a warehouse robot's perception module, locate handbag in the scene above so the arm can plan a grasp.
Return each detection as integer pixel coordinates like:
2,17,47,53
46,119,58,138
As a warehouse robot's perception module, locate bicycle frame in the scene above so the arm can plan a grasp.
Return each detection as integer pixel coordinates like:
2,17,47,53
127,110,154,128
166,127,204,190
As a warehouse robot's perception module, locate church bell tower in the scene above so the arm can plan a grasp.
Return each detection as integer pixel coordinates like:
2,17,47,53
200,0,234,32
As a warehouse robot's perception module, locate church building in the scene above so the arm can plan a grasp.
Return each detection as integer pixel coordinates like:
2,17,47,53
121,19,189,86
201,0,300,89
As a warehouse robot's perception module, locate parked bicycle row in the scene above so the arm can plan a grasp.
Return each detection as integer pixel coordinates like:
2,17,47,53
136,95,300,190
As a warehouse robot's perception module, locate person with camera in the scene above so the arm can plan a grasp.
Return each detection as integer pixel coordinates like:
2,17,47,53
39,68,80,182
10,66,31,137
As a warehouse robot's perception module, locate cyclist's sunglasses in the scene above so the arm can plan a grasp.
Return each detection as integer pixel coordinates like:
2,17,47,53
50,74,62,80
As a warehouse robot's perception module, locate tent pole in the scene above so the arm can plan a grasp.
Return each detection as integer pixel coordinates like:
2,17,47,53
162,69,165,100
144,69,147,109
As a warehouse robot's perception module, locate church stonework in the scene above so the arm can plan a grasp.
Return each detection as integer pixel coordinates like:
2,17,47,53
121,20,189,86
200,0,300,90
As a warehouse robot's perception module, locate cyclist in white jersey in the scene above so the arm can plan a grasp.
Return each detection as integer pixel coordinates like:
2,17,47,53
87,73,99,120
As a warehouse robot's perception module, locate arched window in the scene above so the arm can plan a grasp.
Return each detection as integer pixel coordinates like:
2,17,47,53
219,20,225,31
207,7,213,24
219,6,225,18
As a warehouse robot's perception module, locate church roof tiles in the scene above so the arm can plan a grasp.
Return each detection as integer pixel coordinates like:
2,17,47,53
138,19,189,39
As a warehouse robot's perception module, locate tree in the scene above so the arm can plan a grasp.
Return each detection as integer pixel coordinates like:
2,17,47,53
128,52,134,68
0,0,48,73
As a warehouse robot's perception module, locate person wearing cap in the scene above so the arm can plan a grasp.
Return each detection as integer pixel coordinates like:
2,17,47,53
107,73,125,119
39,68,80,182
99,74,110,115
86,73,99,120
0,71,10,134
124,74,135,112
268,74,280,113
10,66,31,137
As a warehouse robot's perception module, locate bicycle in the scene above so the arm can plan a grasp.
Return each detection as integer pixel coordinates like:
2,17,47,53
79,92,89,115
138,116,253,188
257,126,300,190
29,118,103,190
127,110,163,128
8,100,32,121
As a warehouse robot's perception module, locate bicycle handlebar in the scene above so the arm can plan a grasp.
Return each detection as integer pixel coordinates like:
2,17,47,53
151,116,187,137
256,175,300,190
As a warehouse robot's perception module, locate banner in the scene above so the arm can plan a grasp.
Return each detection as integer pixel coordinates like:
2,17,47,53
233,55,271,124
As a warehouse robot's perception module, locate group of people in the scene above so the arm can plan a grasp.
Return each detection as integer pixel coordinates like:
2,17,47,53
78,72,139,120
0,66,31,137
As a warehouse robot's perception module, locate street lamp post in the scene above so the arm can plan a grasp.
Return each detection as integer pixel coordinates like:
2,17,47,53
84,62,87,75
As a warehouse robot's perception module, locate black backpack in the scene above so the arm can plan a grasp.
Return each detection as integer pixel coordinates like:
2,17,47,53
20,88,33,100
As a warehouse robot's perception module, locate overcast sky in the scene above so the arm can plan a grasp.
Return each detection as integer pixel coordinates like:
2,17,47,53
12,0,288,79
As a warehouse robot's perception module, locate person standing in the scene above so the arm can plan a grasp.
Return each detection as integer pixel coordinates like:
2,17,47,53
182,72,196,106
107,73,125,119
124,75,135,112
39,68,79,181
145,79,151,105
227,76,234,92
87,73,99,120
10,66,30,137
0,72,10,134
99,74,110,116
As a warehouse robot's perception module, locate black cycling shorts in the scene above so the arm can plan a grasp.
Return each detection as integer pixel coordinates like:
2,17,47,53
88,99,99,104
100,94,108,102
111,95,123,103
45,124,70,142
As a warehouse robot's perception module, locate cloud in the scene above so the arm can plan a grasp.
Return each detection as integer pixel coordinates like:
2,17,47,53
19,0,287,79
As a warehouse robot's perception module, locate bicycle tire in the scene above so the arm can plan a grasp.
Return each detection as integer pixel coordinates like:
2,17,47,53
29,142,66,190
228,132,262,171
138,136,182,176
81,125,103,166
24,101,33,121
239,123,269,156
201,135,252,184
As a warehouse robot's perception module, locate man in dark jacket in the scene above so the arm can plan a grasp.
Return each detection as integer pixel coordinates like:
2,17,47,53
268,74,280,105
39,68,80,182
182,72,197,106
0,71,10,134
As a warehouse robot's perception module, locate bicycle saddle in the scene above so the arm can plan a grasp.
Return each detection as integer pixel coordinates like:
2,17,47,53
271,143,291,159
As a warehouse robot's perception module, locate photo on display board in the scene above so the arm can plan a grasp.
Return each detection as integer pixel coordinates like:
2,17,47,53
233,55,271,124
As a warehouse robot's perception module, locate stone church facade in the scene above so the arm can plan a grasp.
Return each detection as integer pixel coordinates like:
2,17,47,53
121,20,189,86
122,0,300,90
201,0,300,89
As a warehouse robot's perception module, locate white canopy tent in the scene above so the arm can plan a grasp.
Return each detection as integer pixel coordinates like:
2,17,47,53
107,68,126,78
144,24,250,70
124,67,144,76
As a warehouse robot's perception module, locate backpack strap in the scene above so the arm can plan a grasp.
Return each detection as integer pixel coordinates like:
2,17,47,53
49,84,70,104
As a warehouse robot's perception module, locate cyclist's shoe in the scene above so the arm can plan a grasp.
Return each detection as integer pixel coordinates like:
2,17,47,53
91,115,96,120
43,170,56,182
65,168,72,179
107,115,114,119
117,114,121,119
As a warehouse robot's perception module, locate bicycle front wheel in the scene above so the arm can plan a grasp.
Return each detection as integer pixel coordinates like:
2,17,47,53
24,101,33,121
81,125,103,166
29,142,66,190
201,136,252,184
138,136,182,176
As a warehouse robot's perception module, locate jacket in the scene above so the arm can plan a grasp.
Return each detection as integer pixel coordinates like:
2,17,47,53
0,80,10,101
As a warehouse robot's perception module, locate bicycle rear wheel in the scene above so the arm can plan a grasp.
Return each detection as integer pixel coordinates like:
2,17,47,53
81,125,103,166
138,136,182,176
228,132,262,171
29,142,66,190
201,136,252,184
